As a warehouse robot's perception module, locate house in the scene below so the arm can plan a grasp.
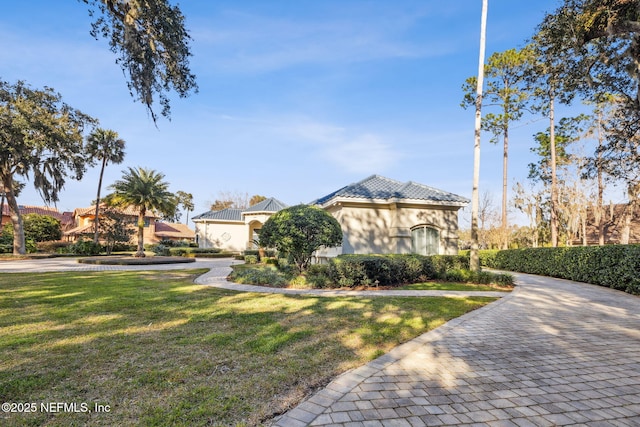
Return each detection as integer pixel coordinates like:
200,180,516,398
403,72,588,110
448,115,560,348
0,203,74,230
192,197,287,252
311,175,469,258
152,222,196,242
64,204,195,244
192,176,469,257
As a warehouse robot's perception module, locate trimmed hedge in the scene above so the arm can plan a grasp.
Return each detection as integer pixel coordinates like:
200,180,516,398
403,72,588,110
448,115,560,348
326,254,471,288
168,247,222,256
485,246,640,294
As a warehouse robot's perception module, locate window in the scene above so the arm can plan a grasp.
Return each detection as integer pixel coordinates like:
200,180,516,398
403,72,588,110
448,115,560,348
411,226,439,256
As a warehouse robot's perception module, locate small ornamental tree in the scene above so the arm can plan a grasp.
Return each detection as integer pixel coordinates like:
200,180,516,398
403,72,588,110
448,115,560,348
100,207,135,255
260,205,342,272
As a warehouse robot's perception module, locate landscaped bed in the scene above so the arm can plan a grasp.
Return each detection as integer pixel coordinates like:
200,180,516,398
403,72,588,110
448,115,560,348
0,269,496,426
228,253,514,291
78,255,196,265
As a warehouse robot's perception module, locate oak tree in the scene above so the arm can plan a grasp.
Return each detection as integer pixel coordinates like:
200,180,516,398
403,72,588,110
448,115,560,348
0,79,96,254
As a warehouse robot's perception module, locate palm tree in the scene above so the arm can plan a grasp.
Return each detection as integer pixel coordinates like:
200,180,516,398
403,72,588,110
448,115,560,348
86,128,126,243
107,167,176,257
176,191,194,224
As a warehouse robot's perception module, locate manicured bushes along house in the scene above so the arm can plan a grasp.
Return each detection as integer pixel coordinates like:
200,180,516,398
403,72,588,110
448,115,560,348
325,254,470,288
229,253,513,288
474,246,640,295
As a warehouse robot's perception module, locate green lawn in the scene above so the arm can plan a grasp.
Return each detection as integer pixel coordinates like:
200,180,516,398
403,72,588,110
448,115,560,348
399,282,512,292
0,270,496,426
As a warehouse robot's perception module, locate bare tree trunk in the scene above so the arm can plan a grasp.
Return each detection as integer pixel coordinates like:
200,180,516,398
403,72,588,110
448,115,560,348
597,115,605,245
2,175,26,255
470,0,488,272
549,92,559,247
136,209,146,257
93,157,107,244
621,207,631,245
501,124,509,249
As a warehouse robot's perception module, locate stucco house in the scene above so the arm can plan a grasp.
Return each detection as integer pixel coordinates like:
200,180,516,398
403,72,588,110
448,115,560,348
192,176,468,257
192,197,288,252
311,175,469,259
1,204,74,230
64,204,195,244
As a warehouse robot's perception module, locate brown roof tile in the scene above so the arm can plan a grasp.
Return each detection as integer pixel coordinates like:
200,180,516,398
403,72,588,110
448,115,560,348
153,222,195,239
74,205,159,218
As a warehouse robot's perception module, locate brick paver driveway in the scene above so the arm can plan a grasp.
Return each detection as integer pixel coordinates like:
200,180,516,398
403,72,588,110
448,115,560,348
274,273,640,426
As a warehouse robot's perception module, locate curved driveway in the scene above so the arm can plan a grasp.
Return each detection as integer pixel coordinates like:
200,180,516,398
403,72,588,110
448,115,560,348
2,258,639,425
274,273,640,426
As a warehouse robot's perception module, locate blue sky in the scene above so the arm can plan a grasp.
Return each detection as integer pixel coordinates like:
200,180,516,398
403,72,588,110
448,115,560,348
2,0,568,224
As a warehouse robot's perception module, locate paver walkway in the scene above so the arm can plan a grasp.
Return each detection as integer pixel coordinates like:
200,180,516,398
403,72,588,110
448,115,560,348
273,273,640,427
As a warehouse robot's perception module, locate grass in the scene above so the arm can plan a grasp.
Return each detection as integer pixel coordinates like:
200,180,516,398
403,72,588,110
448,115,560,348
399,282,513,292
0,269,496,426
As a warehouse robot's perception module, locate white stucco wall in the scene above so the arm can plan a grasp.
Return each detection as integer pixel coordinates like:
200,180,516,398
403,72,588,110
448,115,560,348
194,221,246,252
322,202,461,256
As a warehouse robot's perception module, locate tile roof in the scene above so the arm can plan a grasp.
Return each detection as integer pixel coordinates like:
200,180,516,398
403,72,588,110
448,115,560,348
243,197,288,214
64,224,94,236
192,208,243,222
154,222,196,239
74,205,159,218
312,175,469,206
1,204,74,225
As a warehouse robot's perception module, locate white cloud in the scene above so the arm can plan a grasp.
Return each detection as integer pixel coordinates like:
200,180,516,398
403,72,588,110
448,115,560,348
192,8,456,73
277,117,401,173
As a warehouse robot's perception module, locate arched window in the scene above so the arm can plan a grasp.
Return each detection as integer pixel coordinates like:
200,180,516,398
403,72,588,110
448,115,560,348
411,226,440,256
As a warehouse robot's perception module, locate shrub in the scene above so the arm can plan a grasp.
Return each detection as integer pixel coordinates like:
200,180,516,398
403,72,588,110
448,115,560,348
36,241,71,253
305,264,331,288
489,245,640,294
152,244,170,256
168,247,188,257
260,204,342,272
111,243,137,252
228,267,287,287
326,254,445,288
69,239,102,256
185,252,234,258
244,255,258,264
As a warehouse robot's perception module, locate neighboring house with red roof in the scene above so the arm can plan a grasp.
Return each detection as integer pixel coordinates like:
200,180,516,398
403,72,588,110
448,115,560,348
0,204,74,230
192,176,469,257
64,204,195,244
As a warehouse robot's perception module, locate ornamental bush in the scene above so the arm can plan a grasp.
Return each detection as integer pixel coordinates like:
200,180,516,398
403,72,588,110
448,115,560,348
325,254,472,288
260,205,342,272
487,245,640,294
69,239,102,256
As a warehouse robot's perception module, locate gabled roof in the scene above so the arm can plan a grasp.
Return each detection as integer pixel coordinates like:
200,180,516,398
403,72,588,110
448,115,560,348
154,222,196,239
312,175,469,207
192,198,287,223
192,208,243,222
243,197,287,214
1,204,74,225
74,204,159,218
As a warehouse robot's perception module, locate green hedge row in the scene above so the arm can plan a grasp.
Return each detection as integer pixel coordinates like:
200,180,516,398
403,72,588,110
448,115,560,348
480,246,640,294
325,254,470,287
168,247,222,256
